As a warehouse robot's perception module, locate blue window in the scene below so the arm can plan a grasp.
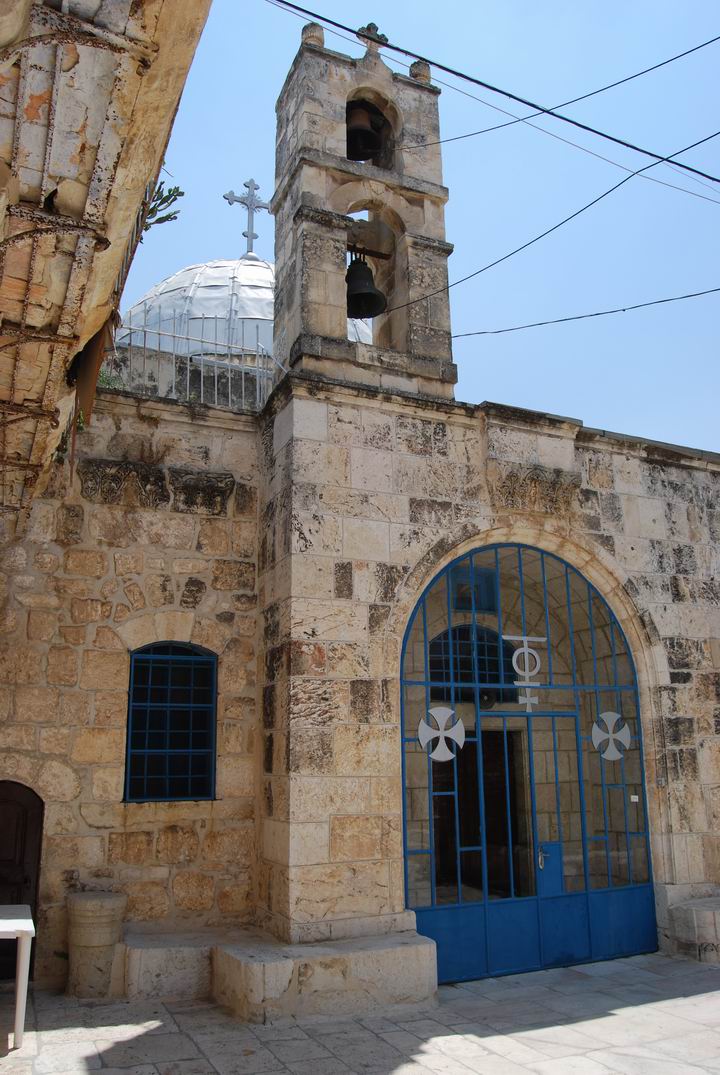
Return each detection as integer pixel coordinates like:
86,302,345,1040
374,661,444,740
450,564,496,613
429,625,517,706
125,642,216,802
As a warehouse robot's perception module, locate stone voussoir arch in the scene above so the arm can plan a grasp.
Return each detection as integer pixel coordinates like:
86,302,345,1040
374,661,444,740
115,611,234,658
382,522,674,884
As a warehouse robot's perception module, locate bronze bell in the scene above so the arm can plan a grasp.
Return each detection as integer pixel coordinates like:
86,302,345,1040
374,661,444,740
347,102,382,161
346,254,387,319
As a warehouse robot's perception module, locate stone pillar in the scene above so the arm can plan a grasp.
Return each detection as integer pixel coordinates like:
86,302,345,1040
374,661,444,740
66,892,127,999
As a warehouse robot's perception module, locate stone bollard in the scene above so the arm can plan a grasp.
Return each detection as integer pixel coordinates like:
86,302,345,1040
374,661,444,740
67,892,127,999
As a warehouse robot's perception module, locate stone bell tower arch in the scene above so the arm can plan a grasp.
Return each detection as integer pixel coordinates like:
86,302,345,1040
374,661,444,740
271,21,456,398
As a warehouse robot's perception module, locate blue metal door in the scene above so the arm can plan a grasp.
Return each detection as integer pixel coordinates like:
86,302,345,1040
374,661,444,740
403,545,656,983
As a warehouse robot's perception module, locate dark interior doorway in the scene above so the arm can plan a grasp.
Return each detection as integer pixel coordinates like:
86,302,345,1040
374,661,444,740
0,781,43,979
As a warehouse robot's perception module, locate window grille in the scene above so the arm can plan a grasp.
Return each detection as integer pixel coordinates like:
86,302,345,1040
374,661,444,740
125,642,216,802
429,625,518,705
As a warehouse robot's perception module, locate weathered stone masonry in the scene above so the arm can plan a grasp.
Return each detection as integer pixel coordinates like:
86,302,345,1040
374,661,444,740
2,18,720,998
0,392,260,985
255,371,720,958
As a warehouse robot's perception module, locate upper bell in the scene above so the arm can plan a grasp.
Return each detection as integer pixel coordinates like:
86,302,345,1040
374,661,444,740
346,254,387,319
347,102,382,161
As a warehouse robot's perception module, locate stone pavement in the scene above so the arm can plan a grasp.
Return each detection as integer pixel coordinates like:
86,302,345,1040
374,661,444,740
2,952,720,1074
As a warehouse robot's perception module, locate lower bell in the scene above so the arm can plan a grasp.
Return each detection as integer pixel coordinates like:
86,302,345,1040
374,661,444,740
346,255,387,319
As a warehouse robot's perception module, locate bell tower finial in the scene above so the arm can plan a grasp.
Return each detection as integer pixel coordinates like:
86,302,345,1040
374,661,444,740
356,22,388,53
223,178,269,257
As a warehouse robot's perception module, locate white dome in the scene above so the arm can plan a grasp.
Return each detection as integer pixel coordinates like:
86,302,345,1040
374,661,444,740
119,252,371,356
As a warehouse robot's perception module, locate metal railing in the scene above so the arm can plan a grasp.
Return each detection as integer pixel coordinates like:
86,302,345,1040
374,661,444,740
99,317,285,414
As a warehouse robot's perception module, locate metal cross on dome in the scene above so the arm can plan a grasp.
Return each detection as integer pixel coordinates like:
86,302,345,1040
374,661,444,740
223,178,269,255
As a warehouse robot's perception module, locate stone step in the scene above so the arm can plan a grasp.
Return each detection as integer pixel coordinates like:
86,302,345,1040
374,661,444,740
668,897,720,963
121,927,248,1000
119,925,438,1019
212,930,437,1022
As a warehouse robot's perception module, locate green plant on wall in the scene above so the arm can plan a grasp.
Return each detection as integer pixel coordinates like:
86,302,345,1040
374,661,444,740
142,179,184,238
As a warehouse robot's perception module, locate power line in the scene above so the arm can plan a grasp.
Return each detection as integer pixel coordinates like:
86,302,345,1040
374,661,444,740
452,285,720,338
408,32,720,151
387,127,720,313
264,0,720,208
267,0,720,185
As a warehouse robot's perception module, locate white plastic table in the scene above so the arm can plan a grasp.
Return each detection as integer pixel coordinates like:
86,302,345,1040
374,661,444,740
0,905,35,1049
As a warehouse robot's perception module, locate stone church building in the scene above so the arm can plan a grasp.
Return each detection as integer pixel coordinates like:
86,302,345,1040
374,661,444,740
1,22,719,1018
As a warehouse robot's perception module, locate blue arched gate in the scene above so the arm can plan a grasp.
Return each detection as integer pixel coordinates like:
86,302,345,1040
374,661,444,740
401,544,656,983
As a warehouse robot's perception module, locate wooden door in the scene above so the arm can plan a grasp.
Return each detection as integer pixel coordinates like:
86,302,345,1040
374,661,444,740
0,782,43,979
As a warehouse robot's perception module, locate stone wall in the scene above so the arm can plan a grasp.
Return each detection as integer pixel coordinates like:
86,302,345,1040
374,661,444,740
2,367,719,983
257,372,720,949
0,391,260,986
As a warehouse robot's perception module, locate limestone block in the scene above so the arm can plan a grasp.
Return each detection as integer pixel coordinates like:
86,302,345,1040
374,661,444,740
72,727,125,764
330,815,383,861
621,494,667,539
217,875,252,915
156,825,200,864
89,760,123,798
233,483,257,520
94,691,128,726
64,548,108,577
39,727,71,754
173,871,215,912
114,550,143,575
191,616,232,654
290,598,367,642
274,399,329,452
79,649,130,690
334,725,398,776
291,556,335,599
154,610,193,642
216,755,254,799
326,641,370,678
343,518,390,561
351,446,393,493
47,645,79,685
196,518,230,555
202,825,253,865
108,831,155,865
27,609,58,640
70,597,112,623
15,685,59,722
146,574,175,606
211,559,255,591
125,936,213,1000
288,776,371,822
212,929,436,1021
125,881,170,919
218,637,255,692
0,644,43,684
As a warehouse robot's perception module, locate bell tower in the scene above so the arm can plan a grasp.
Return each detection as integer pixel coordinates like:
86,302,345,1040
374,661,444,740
271,21,456,398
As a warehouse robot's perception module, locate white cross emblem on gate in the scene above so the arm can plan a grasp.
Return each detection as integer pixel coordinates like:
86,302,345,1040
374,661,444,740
591,711,632,761
417,706,466,762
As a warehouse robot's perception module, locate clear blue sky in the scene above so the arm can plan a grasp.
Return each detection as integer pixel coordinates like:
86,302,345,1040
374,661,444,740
124,1,720,451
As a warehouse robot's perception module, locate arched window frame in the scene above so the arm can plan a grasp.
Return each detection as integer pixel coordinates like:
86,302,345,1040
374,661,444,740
428,625,518,706
124,641,217,803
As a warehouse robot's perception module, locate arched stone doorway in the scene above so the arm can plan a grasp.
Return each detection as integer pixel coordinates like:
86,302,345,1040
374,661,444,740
401,543,656,983
0,781,43,979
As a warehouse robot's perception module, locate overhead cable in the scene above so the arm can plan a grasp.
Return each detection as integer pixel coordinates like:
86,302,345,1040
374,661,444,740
452,285,720,338
386,128,720,313
267,0,720,184
408,32,720,151
264,0,720,207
